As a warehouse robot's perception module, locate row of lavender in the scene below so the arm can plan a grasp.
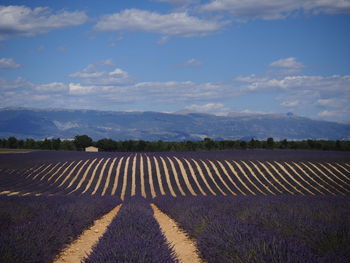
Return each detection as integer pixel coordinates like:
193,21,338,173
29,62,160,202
154,195,350,263
2,154,350,198
0,195,120,263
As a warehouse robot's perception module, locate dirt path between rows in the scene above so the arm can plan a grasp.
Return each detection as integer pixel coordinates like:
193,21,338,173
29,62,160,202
151,203,203,263
53,204,122,263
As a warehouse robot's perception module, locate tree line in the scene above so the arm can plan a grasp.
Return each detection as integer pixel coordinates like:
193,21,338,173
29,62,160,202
1,135,350,152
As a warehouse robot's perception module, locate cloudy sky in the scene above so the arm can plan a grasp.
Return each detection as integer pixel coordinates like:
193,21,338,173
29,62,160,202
1,0,350,122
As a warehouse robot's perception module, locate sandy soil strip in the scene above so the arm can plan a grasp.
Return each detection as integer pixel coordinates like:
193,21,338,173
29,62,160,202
40,162,61,181
283,162,322,195
47,162,68,181
299,162,341,195
66,160,90,190
111,157,124,196
160,157,177,197
81,158,105,194
216,160,245,195
53,161,76,184
53,204,122,263
233,161,266,195
154,157,166,196
184,159,206,196
140,155,146,198
58,161,83,188
249,161,282,194
275,161,314,195
32,164,53,180
325,163,350,184
151,204,202,263
101,158,117,196
336,163,350,175
242,161,275,195
209,160,236,195
167,157,186,196
25,164,46,179
92,158,111,195
200,160,226,195
146,155,157,198
266,161,302,195
120,156,131,200
225,161,256,195
293,162,334,195
307,162,349,194
69,159,97,194
173,157,196,196
192,159,217,195
131,154,137,196
258,161,293,195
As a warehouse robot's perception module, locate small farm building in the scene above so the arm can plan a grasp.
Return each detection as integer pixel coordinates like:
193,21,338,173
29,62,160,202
85,146,98,152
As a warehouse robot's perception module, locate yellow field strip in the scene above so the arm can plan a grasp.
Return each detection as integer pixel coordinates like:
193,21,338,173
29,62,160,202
167,157,186,196
47,162,68,181
53,161,76,184
69,159,97,194
131,154,137,196
225,160,256,195
184,159,206,195
140,155,147,198
241,161,275,195
325,163,350,184
299,162,342,195
191,159,216,195
154,157,166,196
120,156,131,200
39,162,61,181
111,157,124,196
66,159,90,190
208,160,237,195
318,163,350,187
32,164,53,180
306,162,349,194
286,162,327,195
58,161,83,188
81,158,105,194
25,164,46,179
160,157,177,197
234,161,266,195
92,158,111,195
275,161,314,195
200,160,226,195
216,160,245,195
101,158,117,196
249,161,282,194
174,157,196,196
147,155,157,198
266,162,303,194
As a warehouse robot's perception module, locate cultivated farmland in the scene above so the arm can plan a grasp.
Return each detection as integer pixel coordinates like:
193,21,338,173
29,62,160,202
0,150,349,262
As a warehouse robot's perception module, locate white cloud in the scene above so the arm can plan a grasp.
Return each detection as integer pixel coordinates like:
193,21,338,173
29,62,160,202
94,9,224,37
183,58,203,67
0,5,87,40
270,57,304,69
201,0,350,20
184,103,230,115
35,82,67,92
280,100,299,107
0,58,21,69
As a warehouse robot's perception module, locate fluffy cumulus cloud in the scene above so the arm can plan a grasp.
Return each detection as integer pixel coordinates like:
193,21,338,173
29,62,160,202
200,0,350,20
270,57,304,69
94,9,224,37
0,5,87,40
0,58,21,69
183,103,230,115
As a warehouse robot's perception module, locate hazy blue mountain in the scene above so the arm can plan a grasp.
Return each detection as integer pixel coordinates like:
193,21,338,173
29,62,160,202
0,107,349,141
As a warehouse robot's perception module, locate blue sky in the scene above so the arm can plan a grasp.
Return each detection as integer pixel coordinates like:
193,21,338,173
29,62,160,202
1,0,350,122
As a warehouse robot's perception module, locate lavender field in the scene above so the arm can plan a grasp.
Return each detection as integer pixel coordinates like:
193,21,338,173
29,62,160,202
0,150,349,262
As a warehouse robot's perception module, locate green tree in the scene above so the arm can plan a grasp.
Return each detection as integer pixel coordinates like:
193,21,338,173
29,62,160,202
7,137,18,149
74,135,93,150
266,137,274,149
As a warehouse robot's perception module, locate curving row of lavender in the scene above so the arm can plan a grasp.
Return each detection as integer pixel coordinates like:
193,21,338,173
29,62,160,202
84,197,178,263
154,195,350,263
0,195,120,263
1,152,350,198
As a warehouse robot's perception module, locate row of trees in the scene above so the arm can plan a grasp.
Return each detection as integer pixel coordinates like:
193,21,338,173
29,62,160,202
1,135,350,152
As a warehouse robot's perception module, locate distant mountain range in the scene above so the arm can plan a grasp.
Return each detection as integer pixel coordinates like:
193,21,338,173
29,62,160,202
0,107,349,141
